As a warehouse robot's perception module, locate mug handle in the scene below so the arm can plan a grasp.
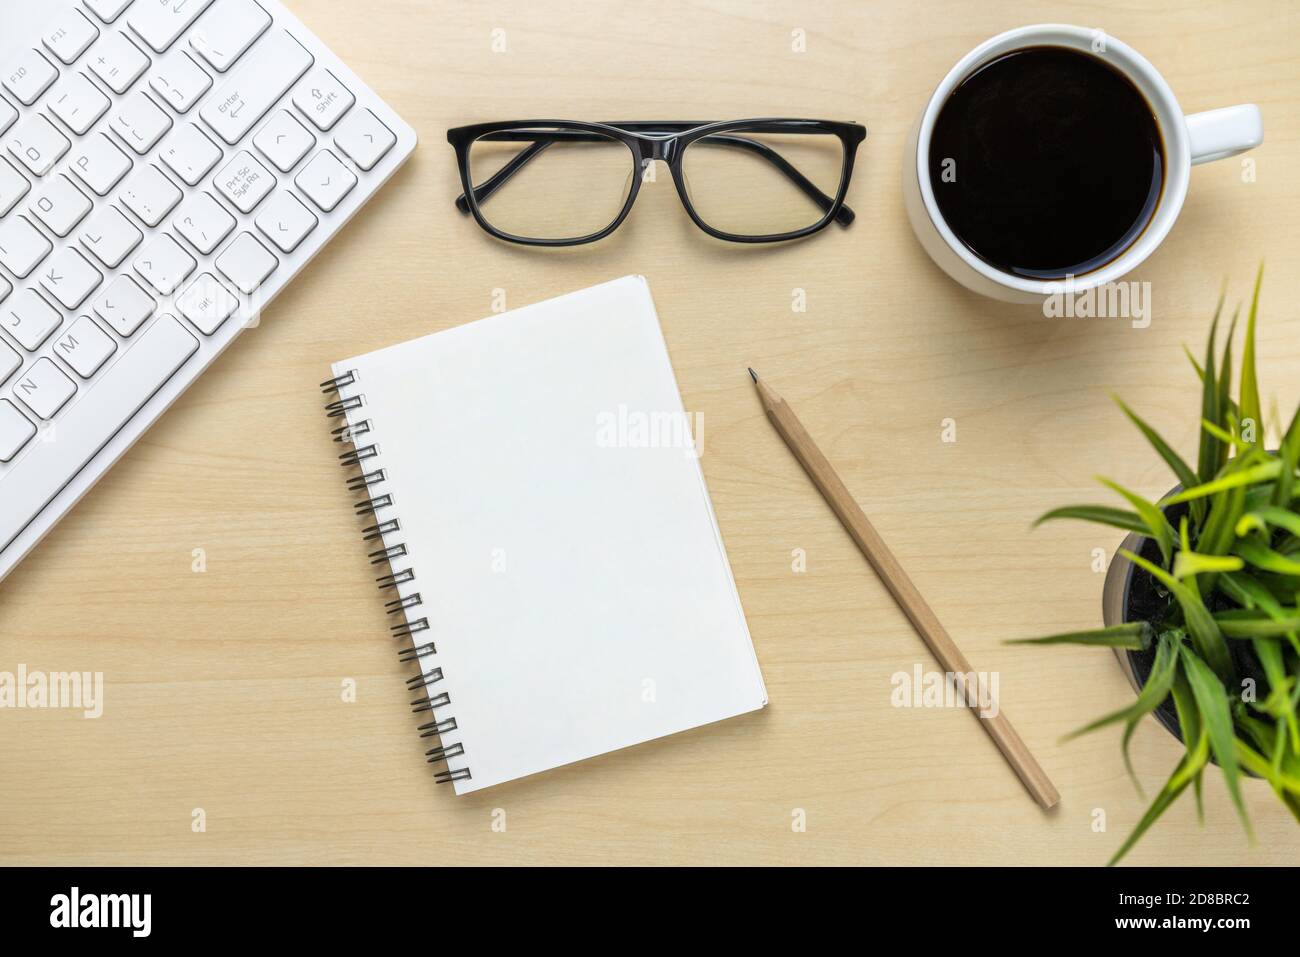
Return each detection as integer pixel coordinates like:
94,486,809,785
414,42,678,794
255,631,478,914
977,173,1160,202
1186,104,1263,165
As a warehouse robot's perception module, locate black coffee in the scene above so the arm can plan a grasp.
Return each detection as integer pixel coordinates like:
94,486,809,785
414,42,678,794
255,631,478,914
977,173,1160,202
928,46,1163,279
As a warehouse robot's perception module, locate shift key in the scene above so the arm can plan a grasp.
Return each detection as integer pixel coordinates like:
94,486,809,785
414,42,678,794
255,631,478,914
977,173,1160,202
199,30,313,146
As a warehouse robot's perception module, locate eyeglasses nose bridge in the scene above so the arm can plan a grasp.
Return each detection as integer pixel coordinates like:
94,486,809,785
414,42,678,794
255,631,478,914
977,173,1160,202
637,138,675,164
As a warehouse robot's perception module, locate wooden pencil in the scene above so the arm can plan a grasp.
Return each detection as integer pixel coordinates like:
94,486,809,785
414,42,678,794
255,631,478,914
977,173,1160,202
749,368,1060,810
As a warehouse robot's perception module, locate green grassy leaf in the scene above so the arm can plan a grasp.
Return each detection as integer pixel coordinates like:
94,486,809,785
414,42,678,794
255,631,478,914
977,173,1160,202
1107,757,1194,866
1005,622,1151,649
1236,506,1300,539
1099,479,1175,565
1201,483,1249,557
1235,577,1300,656
1239,265,1264,449
1197,484,1249,599
1123,549,1234,680
1197,309,1222,484
1065,634,1180,798
1235,740,1300,819
1200,418,1236,447
1250,637,1299,752
1161,460,1283,505
1173,551,1244,579
1033,505,1147,536
1177,517,1204,603
1275,404,1300,508
1214,609,1300,637
1218,308,1239,472
1113,394,1202,523
1169,669,1208,822
1219,571,1290,616
1180,645,1252,839
1235,540,1300,575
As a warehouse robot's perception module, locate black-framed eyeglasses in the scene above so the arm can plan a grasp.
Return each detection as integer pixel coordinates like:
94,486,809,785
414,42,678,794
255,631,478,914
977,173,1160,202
446,119,867,246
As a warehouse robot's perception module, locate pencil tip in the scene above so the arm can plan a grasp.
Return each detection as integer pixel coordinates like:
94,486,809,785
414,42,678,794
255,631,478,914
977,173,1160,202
747,367,758,383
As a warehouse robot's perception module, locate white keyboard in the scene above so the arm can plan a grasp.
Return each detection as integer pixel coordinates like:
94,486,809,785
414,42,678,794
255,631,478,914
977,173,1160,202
0,0,416,582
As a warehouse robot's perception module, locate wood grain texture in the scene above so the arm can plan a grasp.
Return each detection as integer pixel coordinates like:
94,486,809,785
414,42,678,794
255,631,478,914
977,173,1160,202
3,0,1300,865
752,372,1060,809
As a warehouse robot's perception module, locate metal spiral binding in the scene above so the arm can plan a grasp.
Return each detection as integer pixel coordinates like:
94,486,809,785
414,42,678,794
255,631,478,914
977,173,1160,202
325,395,363,419
332,420,371,443
377,569,416,590
355,494,393,516
320,371,357,393
321,369,470,786
347,469,386,492
363,519,401,542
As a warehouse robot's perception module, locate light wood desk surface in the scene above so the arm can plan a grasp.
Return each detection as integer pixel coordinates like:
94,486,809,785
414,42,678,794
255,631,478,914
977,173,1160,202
3,0,1299,866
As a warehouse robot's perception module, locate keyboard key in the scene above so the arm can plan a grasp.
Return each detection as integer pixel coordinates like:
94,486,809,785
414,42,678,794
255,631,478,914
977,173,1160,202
43,9,101,65
79,204,143,268
120,163,182,226
53,315,117,379
173,191,235,254
253,110,314,172
0,157,30,217
0,275,9,306
0,217,52,279
6,114,70,177
293,68,353,131
14,358,76,420
199,29,313,145
114,92,173,154
0,341,19,384
39,247,103,310
94,274,156,336
334,109,396,171
176,273,238,334
0,99,15,137
30,174,93,237
128,0,215,54
88,31,151,95
134,234,195,295
0,400,36,462
3,49,58,106
214,150,274,213
295,149,355,212
84,0,134,23
215,231,276,293
48,72,112,135
70,133,133,196
0,316,198,553
4,288,62,351
149,49,212,113
255,190,316,252
190,0,271,72
159,123,223,186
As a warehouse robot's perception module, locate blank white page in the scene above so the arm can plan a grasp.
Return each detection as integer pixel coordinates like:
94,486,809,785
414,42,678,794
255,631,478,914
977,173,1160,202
333,276,767,793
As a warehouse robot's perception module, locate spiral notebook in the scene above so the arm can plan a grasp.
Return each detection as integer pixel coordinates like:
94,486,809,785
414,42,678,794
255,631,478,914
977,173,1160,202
321,276,767,794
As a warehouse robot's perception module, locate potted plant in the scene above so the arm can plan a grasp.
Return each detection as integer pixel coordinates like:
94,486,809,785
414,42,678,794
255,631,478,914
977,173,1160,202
1011,269,1300,865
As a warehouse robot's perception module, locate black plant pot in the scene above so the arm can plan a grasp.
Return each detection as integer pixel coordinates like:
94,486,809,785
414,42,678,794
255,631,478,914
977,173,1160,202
1101,489,1270,761
1102,525,1186,742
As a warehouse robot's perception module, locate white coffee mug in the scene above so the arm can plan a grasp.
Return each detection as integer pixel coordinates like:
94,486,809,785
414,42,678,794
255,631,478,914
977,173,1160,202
903,24,1263,304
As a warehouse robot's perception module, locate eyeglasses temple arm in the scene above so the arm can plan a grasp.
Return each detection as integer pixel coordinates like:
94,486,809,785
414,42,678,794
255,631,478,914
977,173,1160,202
454,139,553,213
